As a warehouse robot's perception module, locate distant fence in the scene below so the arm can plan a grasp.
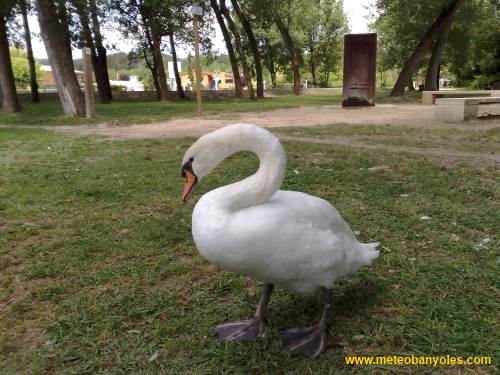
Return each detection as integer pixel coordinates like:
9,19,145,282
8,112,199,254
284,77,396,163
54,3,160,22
17,88,343,101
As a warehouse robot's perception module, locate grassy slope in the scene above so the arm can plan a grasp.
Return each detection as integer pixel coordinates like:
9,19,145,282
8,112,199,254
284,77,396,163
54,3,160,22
0,90,421,127
0,126,497,374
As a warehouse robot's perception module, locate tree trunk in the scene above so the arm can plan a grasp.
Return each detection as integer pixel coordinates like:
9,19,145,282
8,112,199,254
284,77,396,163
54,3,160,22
168,32,186,99
311,66,317,86
407,75,415,91
57,0,71,54
210,0,242,98
150,66,161,99
308,38,317,86
424,22,452,91
140,12,161,100
77,6,110,104
230,0,263,98
150,33,168,100
0,14,21,112
265,55,276,88
142,48,161,100
219,0,255,101
390,0,465,97
270,68,276,88
274,16,300,95
20,0,39,103
436,63,441,89
144,0,168,100
89,0,112,102
36,0,85,115
309,51,317,86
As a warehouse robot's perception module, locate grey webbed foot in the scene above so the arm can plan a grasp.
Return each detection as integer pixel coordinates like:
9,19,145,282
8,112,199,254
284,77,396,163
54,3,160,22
281,287,332,359
216,316,267,341
282,325,327,359
215,283,273,342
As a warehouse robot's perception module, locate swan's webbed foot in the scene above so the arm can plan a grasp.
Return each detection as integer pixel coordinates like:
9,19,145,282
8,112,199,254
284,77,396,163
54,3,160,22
282,325,327,359
216,316,267,341
215,283,273,342
281,287,332,359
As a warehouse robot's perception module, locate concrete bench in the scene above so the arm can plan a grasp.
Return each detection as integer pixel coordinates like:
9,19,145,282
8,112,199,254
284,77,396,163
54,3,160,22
422,90,500,105
433,97,500,122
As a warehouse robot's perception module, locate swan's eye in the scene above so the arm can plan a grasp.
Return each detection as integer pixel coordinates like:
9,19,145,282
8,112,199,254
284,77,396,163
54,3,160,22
181,158,194,177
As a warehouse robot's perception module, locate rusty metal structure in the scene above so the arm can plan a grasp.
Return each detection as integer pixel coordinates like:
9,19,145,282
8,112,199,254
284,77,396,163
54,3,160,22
342,33,377,107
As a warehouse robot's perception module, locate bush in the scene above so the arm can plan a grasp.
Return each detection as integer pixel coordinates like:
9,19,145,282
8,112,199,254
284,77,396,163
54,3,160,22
470,73,500,89
111,85,127,92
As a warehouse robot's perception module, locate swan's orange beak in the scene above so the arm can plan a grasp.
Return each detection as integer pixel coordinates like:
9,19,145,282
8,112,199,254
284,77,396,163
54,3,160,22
182,170,198,202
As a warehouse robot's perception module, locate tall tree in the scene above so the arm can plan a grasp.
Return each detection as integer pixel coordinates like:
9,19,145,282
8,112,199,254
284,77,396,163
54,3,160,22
0,2,21,112
230,0,263,98
144,0,169,100
273,15,300,95
75,0,111,103
259,36,285,88
388,0,465,96
87,0,112,102
150,0,192,99
36,0,85,115
210,0,243,98
219,0,255,100
19,0,39,102
168,31,186,99
423,14,454,91
110,0,168,100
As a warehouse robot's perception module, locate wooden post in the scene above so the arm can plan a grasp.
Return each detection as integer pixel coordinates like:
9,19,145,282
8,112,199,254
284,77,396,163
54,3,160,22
82,47,95,118
193,14,203,117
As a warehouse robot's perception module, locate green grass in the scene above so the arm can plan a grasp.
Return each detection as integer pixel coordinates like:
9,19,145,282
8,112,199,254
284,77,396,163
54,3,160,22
1,125,497,374
275,123,500,154
0,89,421,127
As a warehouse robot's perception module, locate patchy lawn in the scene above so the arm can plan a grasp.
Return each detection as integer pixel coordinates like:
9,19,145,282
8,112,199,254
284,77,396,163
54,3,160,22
0,95,342,126
0,125,497,374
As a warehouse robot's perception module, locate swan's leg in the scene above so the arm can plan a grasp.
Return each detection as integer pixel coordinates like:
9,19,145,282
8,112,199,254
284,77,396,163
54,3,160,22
281,287,332,359
216,283,273,341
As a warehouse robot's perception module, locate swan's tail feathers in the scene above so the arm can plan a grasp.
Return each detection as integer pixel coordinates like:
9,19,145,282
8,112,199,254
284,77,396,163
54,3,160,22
360,242,380,266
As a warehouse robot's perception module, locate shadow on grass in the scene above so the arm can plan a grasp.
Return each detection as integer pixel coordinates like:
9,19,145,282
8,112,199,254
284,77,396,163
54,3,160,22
269,277,385,338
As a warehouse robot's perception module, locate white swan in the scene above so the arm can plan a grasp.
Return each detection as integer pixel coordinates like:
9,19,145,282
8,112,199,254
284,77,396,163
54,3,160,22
181,123,379,359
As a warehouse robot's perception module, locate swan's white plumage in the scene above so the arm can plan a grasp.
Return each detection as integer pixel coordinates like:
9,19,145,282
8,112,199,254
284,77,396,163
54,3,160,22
184,123,379,295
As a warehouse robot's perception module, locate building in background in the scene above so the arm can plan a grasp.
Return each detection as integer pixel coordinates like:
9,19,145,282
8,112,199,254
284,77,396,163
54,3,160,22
179,70,237,91
109,75,144,91
40,65,84,92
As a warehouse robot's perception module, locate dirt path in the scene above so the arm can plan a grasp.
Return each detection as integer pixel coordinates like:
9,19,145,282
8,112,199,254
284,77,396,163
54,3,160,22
4,103,498,168
40,103,499,140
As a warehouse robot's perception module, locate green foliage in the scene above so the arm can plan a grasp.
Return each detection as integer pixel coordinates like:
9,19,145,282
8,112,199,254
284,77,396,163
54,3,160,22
239,0,348,87
300,0,348,86
186,54,194,82
470,71,500,89
446,0,500,87
373,0,500,87
9,47,42,87
110,84,127,92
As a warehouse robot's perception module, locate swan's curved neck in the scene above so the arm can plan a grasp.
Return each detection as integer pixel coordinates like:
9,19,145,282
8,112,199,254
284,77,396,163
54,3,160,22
213,127,286,210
